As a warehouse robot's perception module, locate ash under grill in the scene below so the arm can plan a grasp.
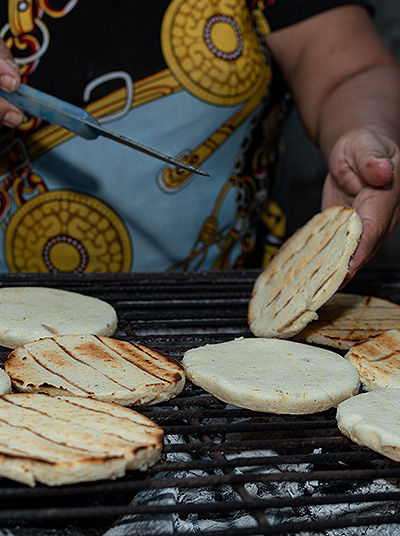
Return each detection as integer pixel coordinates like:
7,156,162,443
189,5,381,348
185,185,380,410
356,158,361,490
0,269,400,535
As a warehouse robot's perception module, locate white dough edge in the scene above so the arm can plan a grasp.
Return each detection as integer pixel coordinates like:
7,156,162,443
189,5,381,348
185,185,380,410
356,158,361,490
183,338,360,414
337,389,400,462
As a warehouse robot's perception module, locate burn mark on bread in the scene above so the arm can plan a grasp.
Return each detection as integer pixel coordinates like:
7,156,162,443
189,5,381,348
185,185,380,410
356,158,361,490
0,393,163,485
41,324,58,334
5,335,185,407
24,349,92,394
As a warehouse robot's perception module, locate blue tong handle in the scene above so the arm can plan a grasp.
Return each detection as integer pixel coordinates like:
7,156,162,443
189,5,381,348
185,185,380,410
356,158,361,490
0,83,100,139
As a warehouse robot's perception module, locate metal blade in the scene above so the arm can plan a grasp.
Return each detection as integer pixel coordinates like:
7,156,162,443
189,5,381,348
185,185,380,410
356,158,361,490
86,121,209,176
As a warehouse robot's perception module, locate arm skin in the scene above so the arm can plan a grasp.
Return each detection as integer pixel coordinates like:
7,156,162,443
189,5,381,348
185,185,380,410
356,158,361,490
265,5,400,278
0,39,23,127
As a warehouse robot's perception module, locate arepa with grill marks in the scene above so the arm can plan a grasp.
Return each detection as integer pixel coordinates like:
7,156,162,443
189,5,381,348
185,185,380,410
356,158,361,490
0,393,163,486
345,329,400,390
248,206,362,339
5,335,185,406
294,293,400,349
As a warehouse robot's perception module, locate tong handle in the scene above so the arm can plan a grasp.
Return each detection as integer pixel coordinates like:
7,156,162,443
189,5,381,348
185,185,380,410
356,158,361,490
0,83,99,139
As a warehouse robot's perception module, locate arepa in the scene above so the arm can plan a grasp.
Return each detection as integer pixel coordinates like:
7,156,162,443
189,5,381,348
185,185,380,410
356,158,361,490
0,393,163,486
295,293,400,349
0,286,117,348
6,334,185,406
337,389,400,462
248,206,362,339
0,369,11,395
345,329,400,390
182,338,359,414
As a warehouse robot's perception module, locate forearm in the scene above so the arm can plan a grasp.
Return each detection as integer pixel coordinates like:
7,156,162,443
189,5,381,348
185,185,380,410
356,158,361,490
266,4,400,275
266,5,400,160
316,62,400,161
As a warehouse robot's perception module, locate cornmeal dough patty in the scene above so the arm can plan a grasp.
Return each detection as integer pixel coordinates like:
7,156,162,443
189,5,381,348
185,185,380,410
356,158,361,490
0,393,163,486
6,334,185,406
295,293,400,349
248,206,362,339
337,389,400,462
0,286,118,348
183,338,359,414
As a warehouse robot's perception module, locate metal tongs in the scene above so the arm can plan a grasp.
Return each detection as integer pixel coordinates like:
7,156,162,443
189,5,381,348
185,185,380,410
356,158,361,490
0,83,209,177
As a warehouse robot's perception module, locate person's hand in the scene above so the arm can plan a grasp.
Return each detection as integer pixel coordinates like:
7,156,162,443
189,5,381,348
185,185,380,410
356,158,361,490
0,39,23,127
322,128,400,278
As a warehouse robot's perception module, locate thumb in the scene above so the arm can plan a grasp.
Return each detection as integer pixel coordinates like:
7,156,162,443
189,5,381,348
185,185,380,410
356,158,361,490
345,129,396,187
357,154,393,187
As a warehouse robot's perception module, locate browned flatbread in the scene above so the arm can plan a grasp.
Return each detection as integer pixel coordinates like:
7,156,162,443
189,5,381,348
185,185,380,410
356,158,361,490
294,293,400,349
345,329,400,390
0,393,163,486
5,335,185,406
248,206,362,338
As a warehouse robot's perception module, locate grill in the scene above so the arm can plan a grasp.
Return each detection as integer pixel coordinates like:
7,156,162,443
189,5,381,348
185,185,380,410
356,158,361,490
0,269,400,536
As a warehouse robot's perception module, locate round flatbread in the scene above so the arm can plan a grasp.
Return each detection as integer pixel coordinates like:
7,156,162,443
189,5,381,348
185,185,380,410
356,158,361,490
182,338,359,414
5,334,185,406
294,293,400,349
345,329,400,390
337,389,400,462
0,369,11,395
248,206,362,338
0,286,117,348
0,393,163,486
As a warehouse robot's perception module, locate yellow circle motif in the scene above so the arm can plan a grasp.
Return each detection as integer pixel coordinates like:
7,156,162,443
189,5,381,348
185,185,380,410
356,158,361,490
211,21,237,54
5,190,132,273
161,0,270,106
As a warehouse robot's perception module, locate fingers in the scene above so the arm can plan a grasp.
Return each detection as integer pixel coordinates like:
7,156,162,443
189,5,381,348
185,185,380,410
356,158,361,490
324,129,400,280
321,171,361,211
0,40,20,92
347,185,399,276
0,39,23,127
343,129,397,186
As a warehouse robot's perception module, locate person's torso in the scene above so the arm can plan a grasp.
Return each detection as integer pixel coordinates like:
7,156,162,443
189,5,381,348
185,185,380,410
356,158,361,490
0,0,287,273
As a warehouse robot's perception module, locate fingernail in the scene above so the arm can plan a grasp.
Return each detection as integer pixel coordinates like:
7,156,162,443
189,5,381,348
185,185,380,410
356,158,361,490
5,58,19,73
3,110,23,127
0,74,18,92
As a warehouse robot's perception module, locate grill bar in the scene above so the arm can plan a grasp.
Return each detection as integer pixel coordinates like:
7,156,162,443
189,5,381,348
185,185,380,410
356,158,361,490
2,466,399,501
163,436,351,453
0,450,379,500
1,491,400,524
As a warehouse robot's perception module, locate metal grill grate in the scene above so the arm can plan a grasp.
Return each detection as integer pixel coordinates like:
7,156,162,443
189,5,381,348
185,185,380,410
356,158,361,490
0,269,400,535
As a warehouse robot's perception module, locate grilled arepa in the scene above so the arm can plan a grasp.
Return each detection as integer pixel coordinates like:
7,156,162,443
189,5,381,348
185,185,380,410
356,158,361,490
5,335,185,406
345,329,400,390
248,206,362,339
295,293,400,349
337,389,400,462
0,393,163,486
0,286,117,349
0,369,11,395
183,338,360,414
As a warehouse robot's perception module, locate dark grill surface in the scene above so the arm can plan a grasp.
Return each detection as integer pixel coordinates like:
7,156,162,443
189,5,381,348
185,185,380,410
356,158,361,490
0,269,400,536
